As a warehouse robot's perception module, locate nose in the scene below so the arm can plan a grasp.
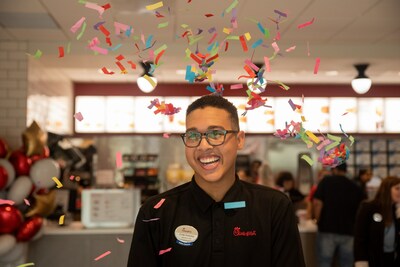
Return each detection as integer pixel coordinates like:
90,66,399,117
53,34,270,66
197,134,212,148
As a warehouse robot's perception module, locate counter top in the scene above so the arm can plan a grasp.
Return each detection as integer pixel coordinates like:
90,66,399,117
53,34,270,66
43,220,134,235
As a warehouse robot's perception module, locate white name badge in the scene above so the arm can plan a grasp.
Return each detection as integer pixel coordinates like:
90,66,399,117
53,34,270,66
174,225,198,246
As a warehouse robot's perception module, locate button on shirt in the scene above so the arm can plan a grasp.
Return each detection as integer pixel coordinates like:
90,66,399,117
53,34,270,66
128,177,305,267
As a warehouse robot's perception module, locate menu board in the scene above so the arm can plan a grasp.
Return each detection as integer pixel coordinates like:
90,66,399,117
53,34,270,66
225,97,248,131
358,98,384,133
106,96,136,133
302,97,330,132
163,97,190,133
246,98,275,133
274,97,302,130
384,98,400,133
134,96,164,133
329,98,357,133
75,96,106,133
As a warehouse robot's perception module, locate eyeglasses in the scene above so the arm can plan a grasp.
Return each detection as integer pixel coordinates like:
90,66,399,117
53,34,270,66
180,129,238,148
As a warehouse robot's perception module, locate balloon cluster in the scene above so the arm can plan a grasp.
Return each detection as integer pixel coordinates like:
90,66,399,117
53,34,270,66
0,121,61,263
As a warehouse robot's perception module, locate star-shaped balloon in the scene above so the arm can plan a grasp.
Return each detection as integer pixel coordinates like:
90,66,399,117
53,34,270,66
22,121,47,156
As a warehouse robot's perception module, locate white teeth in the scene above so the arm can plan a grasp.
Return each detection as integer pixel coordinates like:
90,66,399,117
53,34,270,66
199,156,219,164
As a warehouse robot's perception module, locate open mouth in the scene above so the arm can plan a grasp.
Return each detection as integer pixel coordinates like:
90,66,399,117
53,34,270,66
199,156,220,165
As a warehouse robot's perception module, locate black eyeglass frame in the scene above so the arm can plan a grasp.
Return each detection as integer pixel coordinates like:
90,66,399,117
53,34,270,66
180,129,239,148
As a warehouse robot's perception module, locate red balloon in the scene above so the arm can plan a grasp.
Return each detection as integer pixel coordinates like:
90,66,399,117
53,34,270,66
16,216,43,242
0,205,23,234
0,139,7,158
9,150,32,177
0,166,8,190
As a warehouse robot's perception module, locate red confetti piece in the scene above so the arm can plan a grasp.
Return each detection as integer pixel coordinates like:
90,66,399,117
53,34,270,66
205,14,214,17
190,53,203,64
69,175,75,180
102,3,111,10
115,61,127,73
297,18,315,29
225,41,229,51
105,37,112,46
208,32,217,44
155,49,166,65
313,57,321,74
154,198,166,209
94,251,111,261
101,67,115,75
116,54,124,61
206,53,218,63
159,248,172,255
239,35,248,52
99,25,110,36
127,60,136,70
58,46,64,58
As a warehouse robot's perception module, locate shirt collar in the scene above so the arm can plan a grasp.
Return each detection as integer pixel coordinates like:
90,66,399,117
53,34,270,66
190,175,243,213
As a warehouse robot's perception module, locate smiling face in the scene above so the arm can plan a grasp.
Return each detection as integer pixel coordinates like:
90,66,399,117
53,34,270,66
184,106,245,190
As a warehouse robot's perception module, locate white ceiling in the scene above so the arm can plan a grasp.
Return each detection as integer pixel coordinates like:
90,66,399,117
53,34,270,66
0,0,399,85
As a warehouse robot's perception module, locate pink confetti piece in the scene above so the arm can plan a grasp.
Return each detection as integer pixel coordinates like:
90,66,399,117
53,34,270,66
85,2,105,17
115,151,123,169
74,112,84,121
153,198,165,209
116,237,125,244
70,17,86,33
307,41,310,56
230,84,243,90
271,42,280,53
163,133,170,138
244,59,260,72
313,57,321,74
142,218,160,222
264,57,271,72
297,18,315,29
69,175,75,180
94,251,111,261
285,46,296,52
24,198,30,206
159,247,172,255
0,199,15,205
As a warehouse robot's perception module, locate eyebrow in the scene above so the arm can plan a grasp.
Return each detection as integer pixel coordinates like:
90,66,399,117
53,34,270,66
186,126,224,132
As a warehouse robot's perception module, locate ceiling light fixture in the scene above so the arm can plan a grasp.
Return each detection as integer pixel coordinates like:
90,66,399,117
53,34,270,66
137,61,157,93
351,63,372,94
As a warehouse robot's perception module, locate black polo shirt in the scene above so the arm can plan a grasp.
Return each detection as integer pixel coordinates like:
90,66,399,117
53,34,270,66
128,177,305,267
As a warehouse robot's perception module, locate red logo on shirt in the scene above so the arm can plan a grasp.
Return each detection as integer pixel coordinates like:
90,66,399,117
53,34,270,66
233,227,256,237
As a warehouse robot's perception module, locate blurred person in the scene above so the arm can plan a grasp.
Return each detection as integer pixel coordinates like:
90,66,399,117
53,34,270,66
249,159,262,184
276,171,305,205
127,95,305,267
306,167,332,220
354,176,400,267
313,162,364,267
237,167,252,183
354,168,373,199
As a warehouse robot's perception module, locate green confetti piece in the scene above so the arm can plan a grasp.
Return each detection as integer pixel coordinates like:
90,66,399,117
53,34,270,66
67,42,71,54
226,35,239,40
327,133,341,142
16,263,35,267
33,49,42,59
225,0,239,14
349,135,355,146
76,21,87,40
157,22,169,29
154,44,168,55
188,36,203,46
264,28,270,39
301,155,314,166
325,141,340,151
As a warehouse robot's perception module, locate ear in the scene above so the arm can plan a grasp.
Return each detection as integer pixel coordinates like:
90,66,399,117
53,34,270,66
236,131,245,150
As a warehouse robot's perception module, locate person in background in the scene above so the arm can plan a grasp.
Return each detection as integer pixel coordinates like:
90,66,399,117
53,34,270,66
306,167,332,220
127,95,305,267
275,171,305,205
313,162,364,267
249,159,262,184
354,176,400,267
237,167,252,183
354,168,373,199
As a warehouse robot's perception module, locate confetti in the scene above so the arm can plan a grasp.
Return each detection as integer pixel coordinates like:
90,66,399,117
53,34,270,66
58,46,64,58
69,175,75,180
146,1,163,11
59,215,65,225
74,112,84,121
153,198,166,209
0,199,15,205
159,247,172,255
301,155,314,166
52,177,63,188
297,18,315,29
24,198,30,206
117,237,125,243
85,2,106,17
115,151,123,169
163,133,170,138
70,17,86,33
313,57,321,74
142,218,160,222
16,263,35,267
94,251,111,261
230,84,243,90
33,49,42,59
285,46,296,52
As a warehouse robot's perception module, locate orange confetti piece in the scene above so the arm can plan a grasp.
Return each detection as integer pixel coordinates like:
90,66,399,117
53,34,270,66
155,49,166,65
239,35,248,52
99,25,110,36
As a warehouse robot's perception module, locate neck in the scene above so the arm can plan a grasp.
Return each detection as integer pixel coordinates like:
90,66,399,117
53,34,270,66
194,174,236,202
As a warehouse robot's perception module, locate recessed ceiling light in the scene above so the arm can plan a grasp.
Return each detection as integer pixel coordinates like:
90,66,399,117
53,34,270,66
325,70,338,76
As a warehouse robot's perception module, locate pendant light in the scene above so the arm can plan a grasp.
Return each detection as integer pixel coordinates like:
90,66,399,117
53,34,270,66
351,63,372,94
137,61,157,93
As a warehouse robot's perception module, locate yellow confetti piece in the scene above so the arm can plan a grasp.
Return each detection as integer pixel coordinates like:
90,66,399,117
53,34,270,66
181,24,189,29
143,74,157,88
59,215,65,225
305,130,321,144
146,1,163,11
16,263,35,267
349,135,355,146
52,177,63,188
223,28,232,34
244,32,251,41
301,116,306,122
301,155,314,166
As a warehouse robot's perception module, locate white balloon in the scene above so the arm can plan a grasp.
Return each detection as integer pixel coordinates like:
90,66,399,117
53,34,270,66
0,242,26,263
0,159,15,188
29,158,60,189
0,234,16,257
6,176,33,205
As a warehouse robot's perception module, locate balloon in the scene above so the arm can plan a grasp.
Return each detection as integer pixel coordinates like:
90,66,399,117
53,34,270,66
0,166,8,190
0,242,26,263
22,121,47,157
0,205,23,234
30,146,50,164
0,159,15,188
30,158,60,189
0,234,16,257
16,216,43,242
6,176,33,205
26,190,56,217
9,150,32,177
0,139,8,158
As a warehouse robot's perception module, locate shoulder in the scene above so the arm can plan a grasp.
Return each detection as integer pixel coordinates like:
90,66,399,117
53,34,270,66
241,182,291,204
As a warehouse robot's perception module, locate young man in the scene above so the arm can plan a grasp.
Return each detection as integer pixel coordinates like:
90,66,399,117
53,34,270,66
127,95,305,266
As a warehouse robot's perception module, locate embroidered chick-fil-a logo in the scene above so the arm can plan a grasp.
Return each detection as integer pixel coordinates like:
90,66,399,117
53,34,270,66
233,227,257,237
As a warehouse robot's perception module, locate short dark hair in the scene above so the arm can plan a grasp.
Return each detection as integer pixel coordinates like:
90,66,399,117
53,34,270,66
276,171,295,187
186,95,240,130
